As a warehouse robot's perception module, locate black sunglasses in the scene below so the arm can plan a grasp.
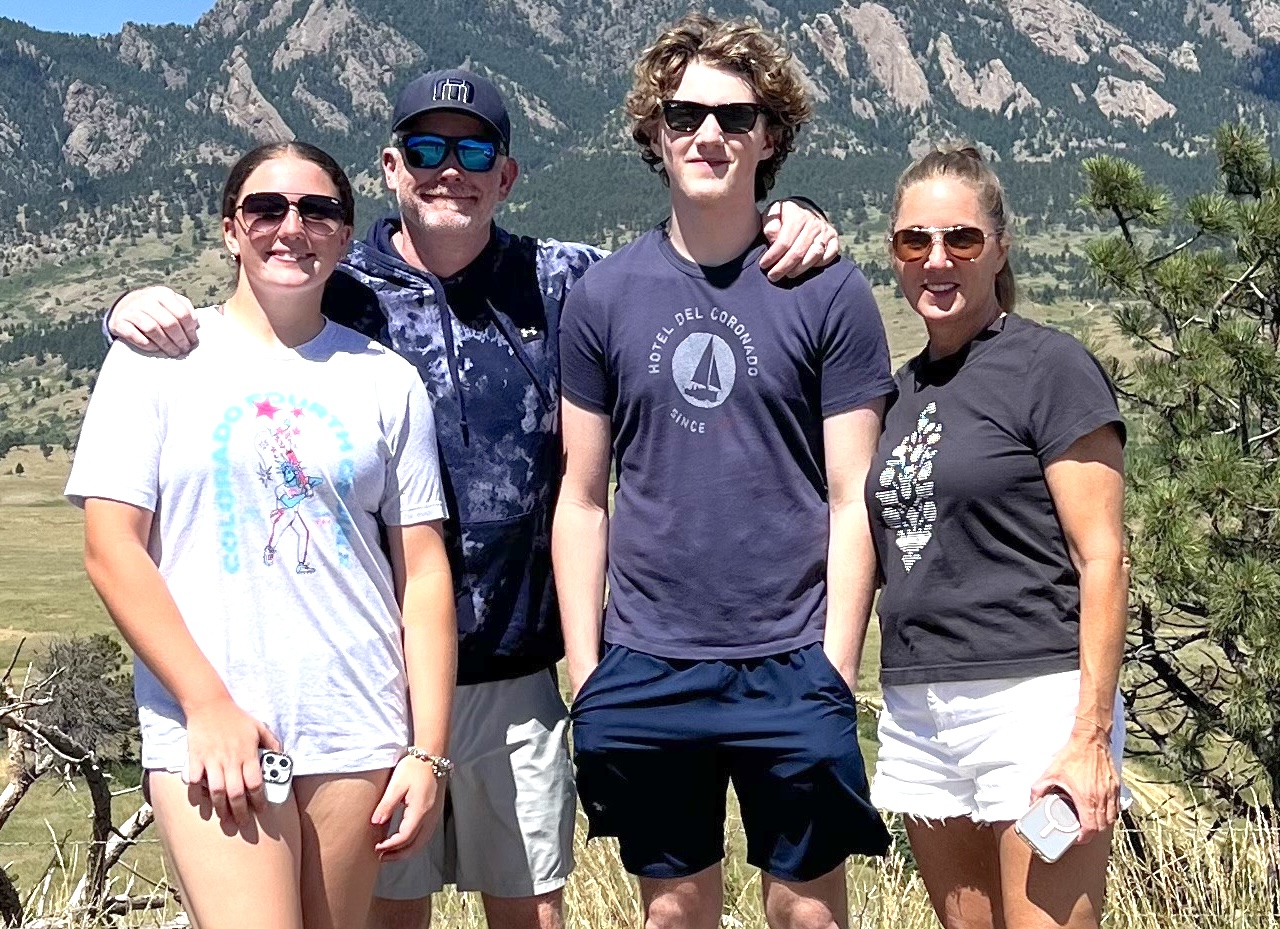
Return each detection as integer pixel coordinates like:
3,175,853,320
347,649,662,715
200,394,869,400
399,133,502,173
888,225,995,262
660,100,769,134
236,192,346,237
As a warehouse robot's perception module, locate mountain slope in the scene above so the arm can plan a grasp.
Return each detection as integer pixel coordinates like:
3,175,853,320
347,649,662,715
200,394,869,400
1,0,1278,255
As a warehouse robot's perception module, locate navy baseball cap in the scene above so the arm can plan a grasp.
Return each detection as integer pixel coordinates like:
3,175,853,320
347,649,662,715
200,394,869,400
392,68,511,151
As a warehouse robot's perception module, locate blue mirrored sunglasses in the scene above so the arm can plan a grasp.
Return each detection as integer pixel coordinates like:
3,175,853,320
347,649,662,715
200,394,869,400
398,133,502,173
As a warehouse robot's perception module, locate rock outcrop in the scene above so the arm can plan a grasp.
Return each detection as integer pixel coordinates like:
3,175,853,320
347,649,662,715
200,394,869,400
258,0,304,33
198,0,257,39
838,3,930,111
511,0,570,46
1110,44,1165,82
210,48,294,142
117,23,189,90
61,82,152,176
1007,0,1123,64
802,13,850,83
934,33,1038,114
1170,40,1201,71
1094,76,1176,125
0,105,22,159
501,80,568,134
1246,0,1280,41
292,78,351,133
117,23,159,71
1186,0,1258,57
272,0,422,118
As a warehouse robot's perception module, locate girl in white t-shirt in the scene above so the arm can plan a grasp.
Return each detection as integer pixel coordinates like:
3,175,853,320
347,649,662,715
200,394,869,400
67,142,456,929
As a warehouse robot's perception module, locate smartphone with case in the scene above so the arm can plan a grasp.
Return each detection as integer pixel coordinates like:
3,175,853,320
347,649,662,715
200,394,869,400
259,750,294,804
1014,792,1081,863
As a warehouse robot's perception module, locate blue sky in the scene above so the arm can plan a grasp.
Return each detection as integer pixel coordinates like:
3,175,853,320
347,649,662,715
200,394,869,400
0,1,215,36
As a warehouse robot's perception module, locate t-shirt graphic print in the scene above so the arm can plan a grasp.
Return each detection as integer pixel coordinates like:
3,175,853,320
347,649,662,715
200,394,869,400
874,401,942,573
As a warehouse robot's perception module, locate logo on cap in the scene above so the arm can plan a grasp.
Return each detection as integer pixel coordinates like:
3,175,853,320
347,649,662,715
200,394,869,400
434,79,474,105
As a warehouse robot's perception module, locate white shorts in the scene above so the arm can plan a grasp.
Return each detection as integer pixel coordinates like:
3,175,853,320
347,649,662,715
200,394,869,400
374,668,576,899
870,669,1129,823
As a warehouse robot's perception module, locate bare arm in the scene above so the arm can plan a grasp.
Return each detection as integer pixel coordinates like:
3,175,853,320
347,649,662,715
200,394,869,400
83,498,279,825
106,287,199,355
1031,424,1127,842
553,398,612,699
374,520,456,859
822,400,886,692
759,199,840,281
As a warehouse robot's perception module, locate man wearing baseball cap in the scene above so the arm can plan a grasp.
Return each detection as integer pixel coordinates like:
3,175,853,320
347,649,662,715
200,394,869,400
105,65,840,929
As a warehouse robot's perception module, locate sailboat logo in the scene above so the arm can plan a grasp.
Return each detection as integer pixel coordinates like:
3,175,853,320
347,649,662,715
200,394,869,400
670,333,737,409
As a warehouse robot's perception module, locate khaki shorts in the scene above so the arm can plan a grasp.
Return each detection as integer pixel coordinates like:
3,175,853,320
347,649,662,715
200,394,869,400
374,668,576,899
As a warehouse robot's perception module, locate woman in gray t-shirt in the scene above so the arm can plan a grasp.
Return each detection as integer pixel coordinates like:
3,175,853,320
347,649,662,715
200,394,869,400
866,145,1127,929
67,142,455,929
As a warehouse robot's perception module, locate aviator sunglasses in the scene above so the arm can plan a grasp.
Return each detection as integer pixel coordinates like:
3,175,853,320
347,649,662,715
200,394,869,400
236,192,346,237
399,133,502,173
660,100,770,134
889,225,996,262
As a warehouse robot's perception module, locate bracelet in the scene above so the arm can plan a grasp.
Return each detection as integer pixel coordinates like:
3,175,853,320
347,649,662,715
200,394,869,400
1073,715,1112,737
405,746,455,779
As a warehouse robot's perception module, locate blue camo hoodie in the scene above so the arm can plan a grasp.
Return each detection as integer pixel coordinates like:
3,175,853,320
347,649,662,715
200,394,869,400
321,216,604,685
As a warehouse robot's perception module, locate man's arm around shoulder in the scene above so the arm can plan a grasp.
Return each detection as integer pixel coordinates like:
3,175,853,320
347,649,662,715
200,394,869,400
105,287,199,356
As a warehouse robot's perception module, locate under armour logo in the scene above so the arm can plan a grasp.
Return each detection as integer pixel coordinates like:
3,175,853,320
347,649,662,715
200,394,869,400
434,78,474,104
520,326,540,339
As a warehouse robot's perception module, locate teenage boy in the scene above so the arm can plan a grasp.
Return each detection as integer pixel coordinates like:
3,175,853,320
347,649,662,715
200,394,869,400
555,14,893,929
104,67,840,929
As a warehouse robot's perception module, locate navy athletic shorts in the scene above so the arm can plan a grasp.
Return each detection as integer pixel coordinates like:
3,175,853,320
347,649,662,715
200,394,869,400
570,642,891,881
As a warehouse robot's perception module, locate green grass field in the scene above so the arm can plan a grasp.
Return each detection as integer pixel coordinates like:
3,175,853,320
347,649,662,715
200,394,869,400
0,448,170,921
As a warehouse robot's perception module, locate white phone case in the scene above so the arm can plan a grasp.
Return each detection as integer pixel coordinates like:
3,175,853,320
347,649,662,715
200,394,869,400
260,750,294,804
1013,792,1081,863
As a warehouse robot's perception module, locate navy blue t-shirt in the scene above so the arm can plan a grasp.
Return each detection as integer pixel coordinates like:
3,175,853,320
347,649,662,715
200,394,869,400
560,227,894,660
866,313,1125,685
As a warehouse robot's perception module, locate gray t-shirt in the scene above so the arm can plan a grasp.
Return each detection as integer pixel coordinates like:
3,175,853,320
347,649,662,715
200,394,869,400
66,308,447,775
560,228,894,659
866,313,1124,685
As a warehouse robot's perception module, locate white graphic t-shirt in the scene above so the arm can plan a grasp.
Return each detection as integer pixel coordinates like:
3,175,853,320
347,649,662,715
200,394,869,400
66,308,447,775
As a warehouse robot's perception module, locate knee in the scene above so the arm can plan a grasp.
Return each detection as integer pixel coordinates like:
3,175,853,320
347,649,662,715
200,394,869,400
763,870,845,929
366,895,430,929
644,891,715,929
764,893,840,929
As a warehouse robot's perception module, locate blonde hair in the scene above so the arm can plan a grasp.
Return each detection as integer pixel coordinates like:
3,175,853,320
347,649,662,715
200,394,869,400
626,13,812,201
890,143,1016,313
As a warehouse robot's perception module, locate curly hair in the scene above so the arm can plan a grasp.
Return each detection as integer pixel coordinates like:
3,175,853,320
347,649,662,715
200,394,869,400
889,142,1017,313
626,13,812,202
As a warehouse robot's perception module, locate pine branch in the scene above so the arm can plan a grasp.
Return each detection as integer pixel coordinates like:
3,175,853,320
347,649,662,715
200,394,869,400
1213,255,1267,324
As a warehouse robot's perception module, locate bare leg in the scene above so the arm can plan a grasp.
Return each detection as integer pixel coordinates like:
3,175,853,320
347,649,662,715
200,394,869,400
905,817,1004,929
295,770,391,929
995,821,1110,929
761,864,847,929
149,771,303,929
639,864,723,929
366,896,430,929
482,888,565,929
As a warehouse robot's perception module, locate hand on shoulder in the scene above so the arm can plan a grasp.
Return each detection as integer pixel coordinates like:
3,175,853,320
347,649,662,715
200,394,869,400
109,286,200,357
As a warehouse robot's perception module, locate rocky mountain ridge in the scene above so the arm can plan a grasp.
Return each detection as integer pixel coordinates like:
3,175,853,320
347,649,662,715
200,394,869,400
2,0,1279,256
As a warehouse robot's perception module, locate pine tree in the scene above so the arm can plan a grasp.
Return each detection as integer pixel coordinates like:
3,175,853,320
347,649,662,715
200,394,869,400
1081,124,1280,820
